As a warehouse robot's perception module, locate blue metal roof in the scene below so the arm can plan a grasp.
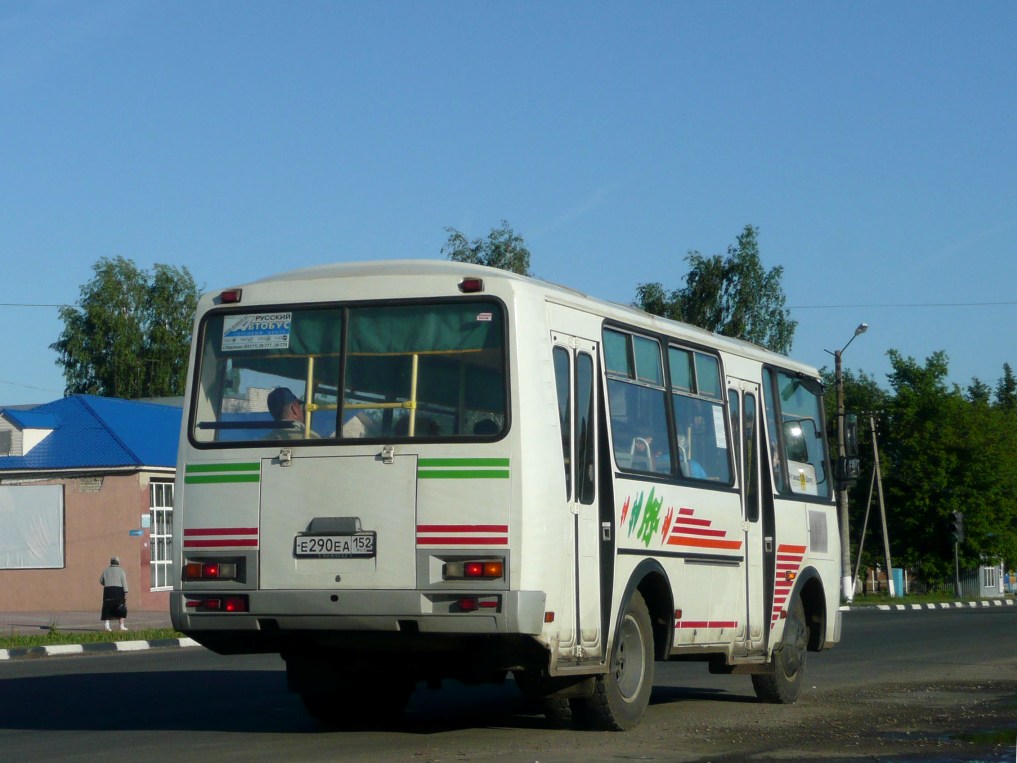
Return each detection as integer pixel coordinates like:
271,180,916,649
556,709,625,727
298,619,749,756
3,409,59,429
0,395,181,472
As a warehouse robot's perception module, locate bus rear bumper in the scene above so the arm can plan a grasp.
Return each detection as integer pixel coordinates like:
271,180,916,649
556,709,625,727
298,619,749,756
170,588,547,639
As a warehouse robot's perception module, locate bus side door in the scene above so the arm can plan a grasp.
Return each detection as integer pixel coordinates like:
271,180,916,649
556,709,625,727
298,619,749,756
551,332,603,660
729,379,766,652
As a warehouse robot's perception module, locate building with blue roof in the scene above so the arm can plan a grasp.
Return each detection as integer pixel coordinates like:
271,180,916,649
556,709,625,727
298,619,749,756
0,395,182,615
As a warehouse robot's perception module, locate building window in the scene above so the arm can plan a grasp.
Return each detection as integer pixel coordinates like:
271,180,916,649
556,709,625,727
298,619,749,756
150,481,173,590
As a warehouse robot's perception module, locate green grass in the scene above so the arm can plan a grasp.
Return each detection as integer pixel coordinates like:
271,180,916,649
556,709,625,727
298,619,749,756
0,628,186,650
849,590,1015,606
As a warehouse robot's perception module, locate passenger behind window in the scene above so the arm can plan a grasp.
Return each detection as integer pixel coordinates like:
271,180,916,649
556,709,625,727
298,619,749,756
678,434,707,479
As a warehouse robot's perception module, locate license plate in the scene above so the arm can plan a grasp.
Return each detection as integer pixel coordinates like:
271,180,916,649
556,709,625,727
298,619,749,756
294,533,376,558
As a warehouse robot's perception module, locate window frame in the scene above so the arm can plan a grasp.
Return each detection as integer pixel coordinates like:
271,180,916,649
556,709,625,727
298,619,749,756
187,297,511,449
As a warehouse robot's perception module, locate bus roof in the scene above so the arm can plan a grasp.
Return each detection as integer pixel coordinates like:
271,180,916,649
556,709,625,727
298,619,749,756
221,259,821,379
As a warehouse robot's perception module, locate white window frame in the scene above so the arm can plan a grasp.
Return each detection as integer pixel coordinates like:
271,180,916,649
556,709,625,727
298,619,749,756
150,480,174,590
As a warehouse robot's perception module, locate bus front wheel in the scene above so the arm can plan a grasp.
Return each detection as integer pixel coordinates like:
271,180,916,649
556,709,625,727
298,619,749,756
580,591,654,730
752,595,808,704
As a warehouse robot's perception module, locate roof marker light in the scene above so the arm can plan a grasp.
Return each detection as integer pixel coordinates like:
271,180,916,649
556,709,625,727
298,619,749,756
458,278,484,294
220,288,243,304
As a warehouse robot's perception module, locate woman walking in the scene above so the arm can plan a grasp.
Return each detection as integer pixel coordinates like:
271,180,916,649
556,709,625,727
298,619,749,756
99,556,129,631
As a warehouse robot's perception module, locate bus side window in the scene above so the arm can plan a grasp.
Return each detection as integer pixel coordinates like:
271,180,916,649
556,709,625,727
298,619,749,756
669,347,731,483
553,346,572,499
762,368,788,494
604,328,671,475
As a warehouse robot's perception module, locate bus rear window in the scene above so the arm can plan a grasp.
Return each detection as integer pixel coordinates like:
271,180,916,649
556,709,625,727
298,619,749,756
191,301,507,444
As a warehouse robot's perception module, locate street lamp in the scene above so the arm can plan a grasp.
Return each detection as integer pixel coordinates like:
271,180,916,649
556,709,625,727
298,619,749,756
827,322,868,602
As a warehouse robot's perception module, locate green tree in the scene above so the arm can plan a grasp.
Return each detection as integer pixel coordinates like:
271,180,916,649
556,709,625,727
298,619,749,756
995,362,1016,411
51,257,199,399
635,225,796,354
441,220,532,276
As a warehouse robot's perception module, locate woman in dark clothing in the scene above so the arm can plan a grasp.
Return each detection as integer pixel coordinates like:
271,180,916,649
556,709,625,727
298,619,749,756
99,556,129,631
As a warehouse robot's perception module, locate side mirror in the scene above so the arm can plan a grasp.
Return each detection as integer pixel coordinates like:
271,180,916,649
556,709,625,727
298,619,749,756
835,456,860,490
843,413,859,457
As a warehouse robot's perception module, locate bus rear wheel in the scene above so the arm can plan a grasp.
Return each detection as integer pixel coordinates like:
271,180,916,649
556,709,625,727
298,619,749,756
752,595,808,704
579,591,654,731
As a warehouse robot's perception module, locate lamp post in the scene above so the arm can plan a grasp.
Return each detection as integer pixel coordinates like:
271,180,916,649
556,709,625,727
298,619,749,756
827,323,868,602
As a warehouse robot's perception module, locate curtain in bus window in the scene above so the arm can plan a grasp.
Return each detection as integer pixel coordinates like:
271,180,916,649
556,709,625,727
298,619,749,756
343,302,506,438
194,309,343,442
347,303,502,354
213,309,343,380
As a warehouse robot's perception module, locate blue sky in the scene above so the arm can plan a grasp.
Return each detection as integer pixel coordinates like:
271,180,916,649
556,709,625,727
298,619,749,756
2,1,1015,405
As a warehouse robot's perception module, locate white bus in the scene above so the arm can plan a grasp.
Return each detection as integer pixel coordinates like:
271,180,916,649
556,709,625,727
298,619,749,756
171,260,842,730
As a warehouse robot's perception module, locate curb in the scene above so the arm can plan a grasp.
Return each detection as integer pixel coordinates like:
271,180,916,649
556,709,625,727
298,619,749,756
0,637,200,662
839,598,1017,612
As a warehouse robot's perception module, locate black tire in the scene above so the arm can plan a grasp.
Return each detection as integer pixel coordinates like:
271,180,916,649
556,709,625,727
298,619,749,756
752,595,808,704
579,591,654,731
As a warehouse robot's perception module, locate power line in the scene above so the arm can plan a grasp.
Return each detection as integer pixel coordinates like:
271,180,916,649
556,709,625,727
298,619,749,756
0,302,68,308
790,300,1017,309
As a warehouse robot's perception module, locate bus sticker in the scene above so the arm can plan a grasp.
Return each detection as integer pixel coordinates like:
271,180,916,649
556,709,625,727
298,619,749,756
222,312,292,351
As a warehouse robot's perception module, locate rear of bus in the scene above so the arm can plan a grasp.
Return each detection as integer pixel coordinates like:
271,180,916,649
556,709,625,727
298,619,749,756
170,262,547,722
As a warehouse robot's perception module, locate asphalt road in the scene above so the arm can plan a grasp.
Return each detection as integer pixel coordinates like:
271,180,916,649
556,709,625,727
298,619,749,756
1,606,1014,762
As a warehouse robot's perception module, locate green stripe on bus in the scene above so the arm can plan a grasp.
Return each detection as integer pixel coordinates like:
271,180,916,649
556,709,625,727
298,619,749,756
418,469,510,480
185,463,259,473
184,473,261,484
417,458,510,468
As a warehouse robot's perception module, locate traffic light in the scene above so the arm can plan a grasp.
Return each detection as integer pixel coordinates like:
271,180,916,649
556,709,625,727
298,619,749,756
950,511,965,544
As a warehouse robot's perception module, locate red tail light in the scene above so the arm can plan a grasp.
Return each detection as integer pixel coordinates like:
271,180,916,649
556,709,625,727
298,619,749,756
185,595,249,613
183,560,239,581
443,558,505,581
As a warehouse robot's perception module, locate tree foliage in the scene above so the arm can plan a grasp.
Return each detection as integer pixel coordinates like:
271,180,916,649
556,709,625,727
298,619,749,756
843,351,1017,585
441,220,532,276
635,225,797,354
51,257,199,399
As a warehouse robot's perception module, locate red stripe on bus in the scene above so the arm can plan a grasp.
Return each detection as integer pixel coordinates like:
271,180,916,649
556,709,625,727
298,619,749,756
183,539,259,548
416,525,508,533
671,526,728,537
184,527,259,536
666,535,743,550
675,517,712,527
675,621,738,629
417,537,509,545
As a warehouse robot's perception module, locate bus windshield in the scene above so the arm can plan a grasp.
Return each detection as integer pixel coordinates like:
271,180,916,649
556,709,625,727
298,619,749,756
190,300,507,444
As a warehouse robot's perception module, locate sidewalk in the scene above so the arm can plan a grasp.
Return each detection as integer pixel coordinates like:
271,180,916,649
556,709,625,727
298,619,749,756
0,609,194,661
0,609,173,636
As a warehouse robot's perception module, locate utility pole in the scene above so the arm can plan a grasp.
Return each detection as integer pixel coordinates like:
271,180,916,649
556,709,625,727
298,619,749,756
827,323,868,602
870,414,895,597
951,511,965,598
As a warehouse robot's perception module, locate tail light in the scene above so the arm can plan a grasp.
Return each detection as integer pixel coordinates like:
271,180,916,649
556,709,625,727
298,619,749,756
443,558,504,581
456,596,500,612
183,559,239,581
185,595,249,613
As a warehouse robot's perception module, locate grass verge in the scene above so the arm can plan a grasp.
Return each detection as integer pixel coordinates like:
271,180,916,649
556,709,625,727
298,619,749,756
849,591,1015,606
0,628,186,650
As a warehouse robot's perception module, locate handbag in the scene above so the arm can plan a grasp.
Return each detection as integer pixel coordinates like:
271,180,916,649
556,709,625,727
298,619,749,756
117,601,127,618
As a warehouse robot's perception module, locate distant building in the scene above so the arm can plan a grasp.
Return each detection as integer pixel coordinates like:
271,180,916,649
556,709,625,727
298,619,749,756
0,395,181,613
